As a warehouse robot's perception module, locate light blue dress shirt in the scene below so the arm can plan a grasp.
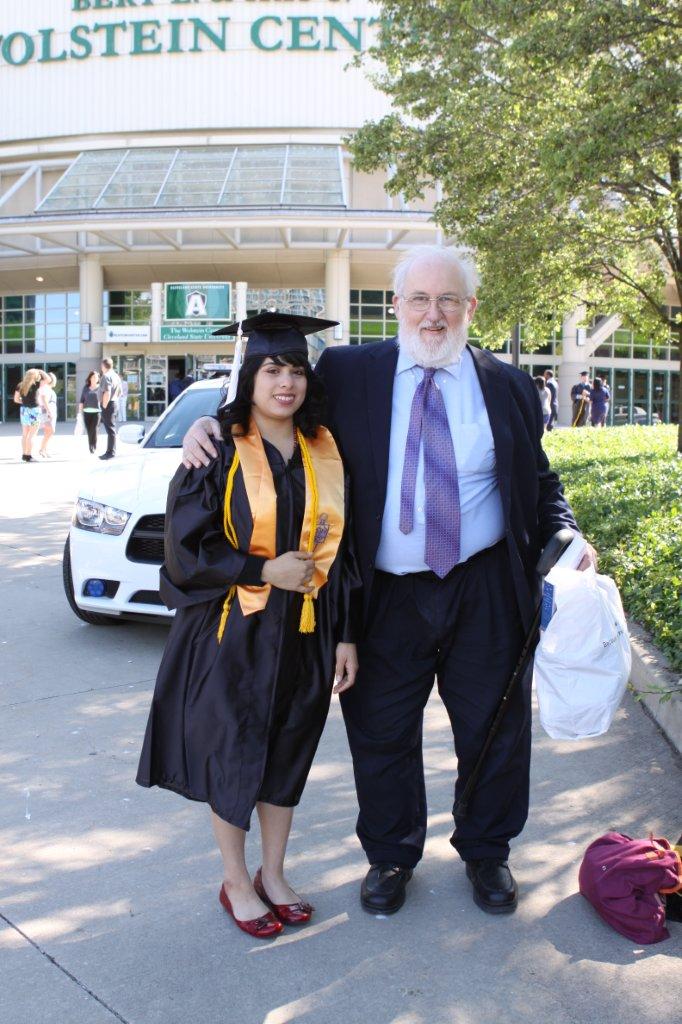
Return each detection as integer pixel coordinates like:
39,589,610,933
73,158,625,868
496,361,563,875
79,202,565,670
375,345,505,574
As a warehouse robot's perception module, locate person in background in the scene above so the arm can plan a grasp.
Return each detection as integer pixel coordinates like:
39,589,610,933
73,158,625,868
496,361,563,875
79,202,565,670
571,371,591,427
534,375,552,431
38,371,58,459
169,369,194,403
79,370,101,454
168,370,185,403
589,376,610,428
118,377,129,422
14,368,46,463
543,370,559,431
99,357,122,461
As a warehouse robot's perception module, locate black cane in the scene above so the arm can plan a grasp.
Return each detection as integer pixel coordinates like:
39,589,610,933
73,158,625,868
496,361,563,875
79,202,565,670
453,528,576,821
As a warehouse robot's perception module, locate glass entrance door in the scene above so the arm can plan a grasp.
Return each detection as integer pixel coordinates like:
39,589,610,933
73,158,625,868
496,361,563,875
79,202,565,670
116,355,143,421
146,356,167,420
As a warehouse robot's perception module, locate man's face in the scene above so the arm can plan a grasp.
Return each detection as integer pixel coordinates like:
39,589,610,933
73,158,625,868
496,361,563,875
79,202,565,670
393,257,477,367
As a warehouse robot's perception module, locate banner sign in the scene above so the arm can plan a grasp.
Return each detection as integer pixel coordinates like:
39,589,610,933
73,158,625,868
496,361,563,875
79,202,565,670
164,282,231,323
160,325,231,342
105,325,150,342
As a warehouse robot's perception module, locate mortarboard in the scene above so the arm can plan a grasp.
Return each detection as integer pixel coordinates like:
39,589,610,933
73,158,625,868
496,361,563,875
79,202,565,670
213,311,338,404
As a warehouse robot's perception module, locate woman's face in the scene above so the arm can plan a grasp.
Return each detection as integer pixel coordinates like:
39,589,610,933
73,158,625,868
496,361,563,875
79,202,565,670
91,373,99,387
251,358,307,422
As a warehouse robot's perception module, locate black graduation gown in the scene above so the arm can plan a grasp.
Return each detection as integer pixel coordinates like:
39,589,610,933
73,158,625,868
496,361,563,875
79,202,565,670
136,437,360,830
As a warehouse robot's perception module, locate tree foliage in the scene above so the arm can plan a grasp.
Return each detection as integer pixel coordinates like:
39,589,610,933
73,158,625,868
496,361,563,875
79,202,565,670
352,1,681,372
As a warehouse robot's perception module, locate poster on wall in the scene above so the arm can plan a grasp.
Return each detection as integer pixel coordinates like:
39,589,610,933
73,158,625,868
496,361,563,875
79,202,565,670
164,282,231,323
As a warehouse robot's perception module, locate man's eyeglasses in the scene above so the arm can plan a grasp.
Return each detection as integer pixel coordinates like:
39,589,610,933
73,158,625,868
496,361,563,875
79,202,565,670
402,294,469,312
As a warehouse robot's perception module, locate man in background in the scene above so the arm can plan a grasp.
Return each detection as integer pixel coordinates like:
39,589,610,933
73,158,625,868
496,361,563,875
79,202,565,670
99,357,122,461
571,371,591,427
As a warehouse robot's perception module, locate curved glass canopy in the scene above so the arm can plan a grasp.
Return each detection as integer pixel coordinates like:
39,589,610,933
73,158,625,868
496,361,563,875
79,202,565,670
37,145,346,213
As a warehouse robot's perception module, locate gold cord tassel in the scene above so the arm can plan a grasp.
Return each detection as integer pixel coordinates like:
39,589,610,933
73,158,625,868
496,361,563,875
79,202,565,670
217,586,236,643
297,430,318,634
217,452,240,643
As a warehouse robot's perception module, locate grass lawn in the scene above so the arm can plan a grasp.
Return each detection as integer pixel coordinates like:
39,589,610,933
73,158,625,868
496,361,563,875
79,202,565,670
544,425,681,671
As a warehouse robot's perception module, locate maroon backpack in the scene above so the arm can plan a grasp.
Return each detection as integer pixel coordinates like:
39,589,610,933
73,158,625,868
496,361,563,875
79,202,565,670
579,832,682,943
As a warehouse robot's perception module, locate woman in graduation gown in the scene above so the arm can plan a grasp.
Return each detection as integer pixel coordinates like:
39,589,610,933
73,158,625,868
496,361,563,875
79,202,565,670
137,313,361,939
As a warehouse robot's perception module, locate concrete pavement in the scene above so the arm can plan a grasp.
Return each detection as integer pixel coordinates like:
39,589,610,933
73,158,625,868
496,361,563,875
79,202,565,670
0,424,680,1024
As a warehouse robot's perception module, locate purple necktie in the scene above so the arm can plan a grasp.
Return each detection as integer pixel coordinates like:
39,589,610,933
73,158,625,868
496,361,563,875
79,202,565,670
399,367,461,577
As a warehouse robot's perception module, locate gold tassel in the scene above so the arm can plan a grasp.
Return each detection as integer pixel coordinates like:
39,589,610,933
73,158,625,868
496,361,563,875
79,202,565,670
297,430,319,634
217,586,236,643
216,451,241,643
299,593,315,633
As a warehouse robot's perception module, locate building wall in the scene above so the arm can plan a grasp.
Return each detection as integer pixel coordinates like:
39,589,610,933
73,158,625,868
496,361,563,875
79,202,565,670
0,1,388,151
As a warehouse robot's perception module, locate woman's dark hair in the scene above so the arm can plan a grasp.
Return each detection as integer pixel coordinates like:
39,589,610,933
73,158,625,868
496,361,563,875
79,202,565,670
593,377,603,391
86,370,98,388
218,351,326,440
534,375,546,389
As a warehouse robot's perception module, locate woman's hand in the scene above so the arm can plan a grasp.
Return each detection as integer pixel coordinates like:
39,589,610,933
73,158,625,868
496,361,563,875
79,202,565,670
333,643,358,694
182,416,222,469
261,551,315,592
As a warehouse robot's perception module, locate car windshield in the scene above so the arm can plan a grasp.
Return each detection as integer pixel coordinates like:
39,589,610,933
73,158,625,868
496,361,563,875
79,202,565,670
144,386,223,448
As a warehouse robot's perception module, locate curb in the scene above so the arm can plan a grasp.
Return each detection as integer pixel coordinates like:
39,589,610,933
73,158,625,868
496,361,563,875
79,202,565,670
628,618,682,755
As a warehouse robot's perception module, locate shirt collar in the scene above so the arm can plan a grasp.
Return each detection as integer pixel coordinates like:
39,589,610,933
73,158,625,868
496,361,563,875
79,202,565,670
396,342,467,380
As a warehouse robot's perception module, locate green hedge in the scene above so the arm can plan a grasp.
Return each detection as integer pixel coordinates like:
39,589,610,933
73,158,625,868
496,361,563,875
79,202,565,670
544,426,682,671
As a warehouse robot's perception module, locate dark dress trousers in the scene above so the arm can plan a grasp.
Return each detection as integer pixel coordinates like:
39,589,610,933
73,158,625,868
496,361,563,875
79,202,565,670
315,341,580,867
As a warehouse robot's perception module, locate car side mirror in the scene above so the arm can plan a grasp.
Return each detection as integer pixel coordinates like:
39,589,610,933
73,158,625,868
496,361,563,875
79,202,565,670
119,424,145,445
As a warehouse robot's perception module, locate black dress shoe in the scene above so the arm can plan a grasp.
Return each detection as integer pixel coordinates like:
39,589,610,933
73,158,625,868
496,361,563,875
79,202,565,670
360,863,413,915
466,859,518,914
99,453,114,460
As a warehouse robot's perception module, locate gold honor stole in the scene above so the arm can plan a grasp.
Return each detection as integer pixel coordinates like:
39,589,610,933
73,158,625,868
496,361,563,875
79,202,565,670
217,422,345,642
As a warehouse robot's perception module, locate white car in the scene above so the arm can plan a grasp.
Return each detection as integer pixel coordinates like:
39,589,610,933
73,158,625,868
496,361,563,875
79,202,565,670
63,376,226,624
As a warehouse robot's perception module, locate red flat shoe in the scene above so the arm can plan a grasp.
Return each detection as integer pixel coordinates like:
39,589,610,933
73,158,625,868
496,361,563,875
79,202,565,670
218,884,283,939
254,867,314,925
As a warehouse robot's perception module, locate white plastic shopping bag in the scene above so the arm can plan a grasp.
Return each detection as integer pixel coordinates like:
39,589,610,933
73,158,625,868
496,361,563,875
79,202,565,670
74,412,85,436
533,566,631,740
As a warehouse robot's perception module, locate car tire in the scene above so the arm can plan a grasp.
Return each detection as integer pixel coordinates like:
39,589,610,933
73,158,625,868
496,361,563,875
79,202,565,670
63,536,119,626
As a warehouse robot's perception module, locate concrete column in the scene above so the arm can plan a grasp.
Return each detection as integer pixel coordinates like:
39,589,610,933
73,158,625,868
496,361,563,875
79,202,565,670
235,281,247,322
150,282,163,343
78,255,103,390
324,250,350,346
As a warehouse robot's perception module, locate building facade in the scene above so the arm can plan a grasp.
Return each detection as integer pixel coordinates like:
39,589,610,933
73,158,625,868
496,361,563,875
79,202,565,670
0,0,678,425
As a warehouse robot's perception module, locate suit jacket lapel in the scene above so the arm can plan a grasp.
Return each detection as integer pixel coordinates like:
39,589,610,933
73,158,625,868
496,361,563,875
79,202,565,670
470,346,512,522
366,340,398,502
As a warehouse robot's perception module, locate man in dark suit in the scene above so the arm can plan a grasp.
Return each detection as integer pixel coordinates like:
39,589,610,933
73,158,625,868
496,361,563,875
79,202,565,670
182,245,596,916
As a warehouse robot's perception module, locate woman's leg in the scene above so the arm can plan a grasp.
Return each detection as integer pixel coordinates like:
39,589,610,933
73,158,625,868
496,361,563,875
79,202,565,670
25,423,38,457
39,422,54,454
210,810,269,920
256,802,301,903
84,413,97,452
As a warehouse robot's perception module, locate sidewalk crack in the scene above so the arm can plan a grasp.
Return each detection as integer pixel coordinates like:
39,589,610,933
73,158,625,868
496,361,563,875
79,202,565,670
0,911,131,1024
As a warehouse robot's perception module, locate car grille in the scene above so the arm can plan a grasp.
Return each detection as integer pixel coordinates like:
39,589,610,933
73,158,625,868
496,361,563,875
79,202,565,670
126,514,165,564
130,590,164,606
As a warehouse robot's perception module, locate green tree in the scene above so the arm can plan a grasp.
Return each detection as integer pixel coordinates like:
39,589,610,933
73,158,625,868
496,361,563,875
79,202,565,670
352,0,682,447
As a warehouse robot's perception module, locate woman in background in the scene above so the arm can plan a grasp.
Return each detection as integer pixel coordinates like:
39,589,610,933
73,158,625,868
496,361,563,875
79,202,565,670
13,368,45,463
38,371,58,458
589,377,610,428
79,370,101,454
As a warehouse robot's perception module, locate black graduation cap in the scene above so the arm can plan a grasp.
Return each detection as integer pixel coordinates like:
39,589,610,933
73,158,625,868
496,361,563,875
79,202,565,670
212,311,338,357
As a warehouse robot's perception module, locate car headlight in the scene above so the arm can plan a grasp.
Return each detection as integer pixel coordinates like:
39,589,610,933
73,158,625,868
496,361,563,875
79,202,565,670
74,498,131,536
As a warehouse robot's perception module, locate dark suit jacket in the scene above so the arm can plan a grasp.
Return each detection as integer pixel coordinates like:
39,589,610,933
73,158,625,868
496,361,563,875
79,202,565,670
316,340,579,633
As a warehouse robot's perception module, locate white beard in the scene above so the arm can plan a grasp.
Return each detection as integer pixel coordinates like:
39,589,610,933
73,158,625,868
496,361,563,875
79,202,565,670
397,319,469,368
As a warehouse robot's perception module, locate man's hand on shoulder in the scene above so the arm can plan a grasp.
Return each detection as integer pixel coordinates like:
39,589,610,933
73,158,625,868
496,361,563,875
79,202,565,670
577,542,598,572
182,416,222,469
